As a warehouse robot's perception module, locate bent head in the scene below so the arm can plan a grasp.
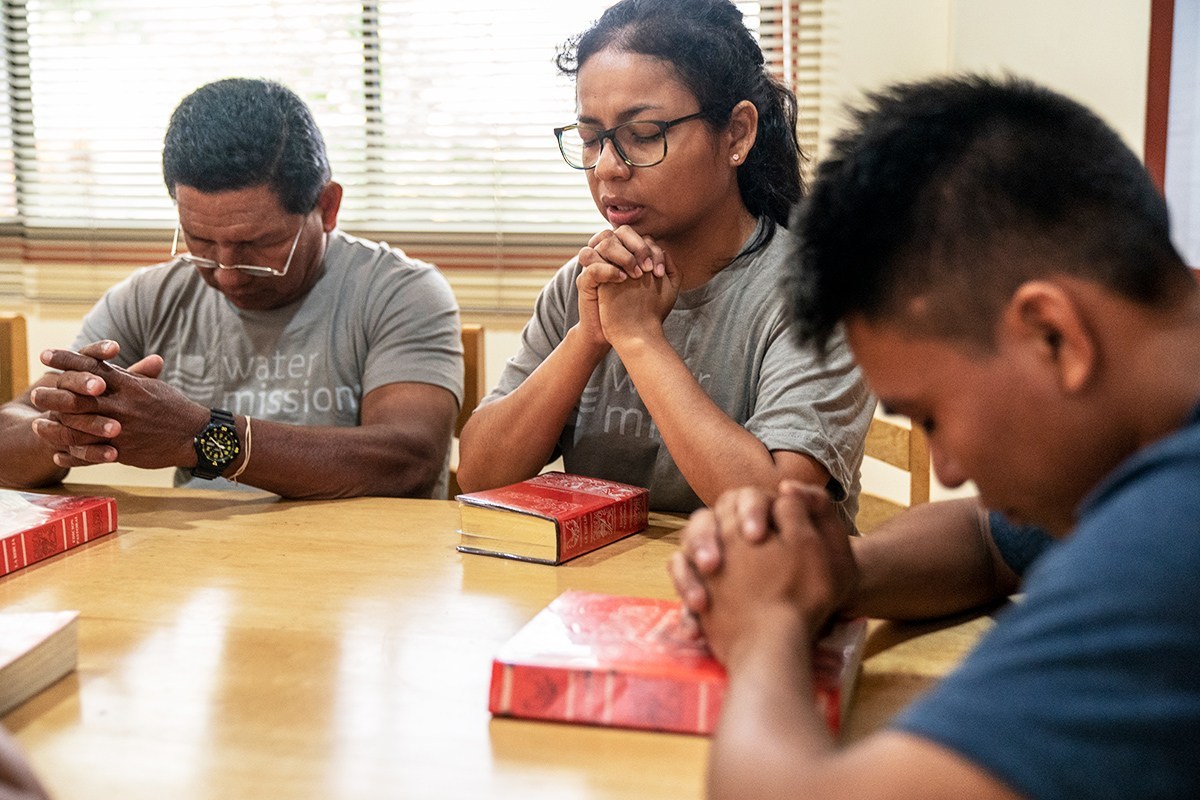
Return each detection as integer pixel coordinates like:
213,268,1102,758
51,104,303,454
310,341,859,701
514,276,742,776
163,78,330,214
557,0,802,251
163,79,342,311
790,75,1195,531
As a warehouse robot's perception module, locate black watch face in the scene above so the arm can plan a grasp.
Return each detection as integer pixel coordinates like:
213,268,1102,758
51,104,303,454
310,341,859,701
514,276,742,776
199,425,240,466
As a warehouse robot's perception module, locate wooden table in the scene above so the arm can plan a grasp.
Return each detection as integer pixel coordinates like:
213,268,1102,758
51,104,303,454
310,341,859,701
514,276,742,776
1,486,991,800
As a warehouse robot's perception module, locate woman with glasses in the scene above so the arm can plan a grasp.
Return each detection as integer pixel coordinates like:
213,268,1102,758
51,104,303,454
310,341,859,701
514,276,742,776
458,0,872,519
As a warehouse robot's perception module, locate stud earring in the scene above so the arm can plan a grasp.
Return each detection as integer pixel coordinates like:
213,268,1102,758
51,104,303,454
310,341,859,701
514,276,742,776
732,153,741,163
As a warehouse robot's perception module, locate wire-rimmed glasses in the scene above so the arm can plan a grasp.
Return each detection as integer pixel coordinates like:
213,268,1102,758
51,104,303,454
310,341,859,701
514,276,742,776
170,223,303,277
554,111,706,170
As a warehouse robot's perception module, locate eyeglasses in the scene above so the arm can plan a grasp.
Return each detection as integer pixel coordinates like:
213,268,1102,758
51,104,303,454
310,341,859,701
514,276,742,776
170,223,303,277
554,111,706,170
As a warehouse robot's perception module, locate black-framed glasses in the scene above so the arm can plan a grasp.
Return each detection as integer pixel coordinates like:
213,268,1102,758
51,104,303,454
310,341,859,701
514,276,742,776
554,111,706,170
170,223,303,277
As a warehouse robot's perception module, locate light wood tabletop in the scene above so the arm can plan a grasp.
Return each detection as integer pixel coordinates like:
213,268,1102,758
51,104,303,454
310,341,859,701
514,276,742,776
1,485,991,800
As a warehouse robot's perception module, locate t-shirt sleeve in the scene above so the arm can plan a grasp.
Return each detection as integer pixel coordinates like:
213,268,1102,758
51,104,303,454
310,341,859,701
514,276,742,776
746,321,874,502
892,460,1200,799
361,262,464,404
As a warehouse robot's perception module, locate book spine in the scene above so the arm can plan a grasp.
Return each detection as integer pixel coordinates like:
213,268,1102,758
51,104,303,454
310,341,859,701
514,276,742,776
489,660,724,735
1,498,118,578
556,492,649,562
489,660,845,738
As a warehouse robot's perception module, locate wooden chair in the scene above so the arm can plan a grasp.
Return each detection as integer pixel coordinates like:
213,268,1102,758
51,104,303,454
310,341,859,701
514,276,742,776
449,323,486,498
855,416,930,533
0,313,29,404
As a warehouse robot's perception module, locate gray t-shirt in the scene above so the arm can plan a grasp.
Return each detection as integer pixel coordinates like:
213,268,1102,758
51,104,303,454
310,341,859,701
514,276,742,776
483,225,874,515
74,229,463,497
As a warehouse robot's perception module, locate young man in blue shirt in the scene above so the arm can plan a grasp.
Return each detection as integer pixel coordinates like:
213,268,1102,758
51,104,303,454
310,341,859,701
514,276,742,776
672,75,1200,799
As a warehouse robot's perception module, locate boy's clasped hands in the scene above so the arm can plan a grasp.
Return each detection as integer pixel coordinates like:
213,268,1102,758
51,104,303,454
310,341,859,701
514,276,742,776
669,481,859,666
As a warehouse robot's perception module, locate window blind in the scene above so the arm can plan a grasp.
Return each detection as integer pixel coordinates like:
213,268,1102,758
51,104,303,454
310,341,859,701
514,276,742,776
0,0,822,309
756,0,825,177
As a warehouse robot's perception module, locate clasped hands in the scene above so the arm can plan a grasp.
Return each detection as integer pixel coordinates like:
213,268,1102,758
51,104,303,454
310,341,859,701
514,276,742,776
669,481,859,667
575,226,681,348
29,340,207,470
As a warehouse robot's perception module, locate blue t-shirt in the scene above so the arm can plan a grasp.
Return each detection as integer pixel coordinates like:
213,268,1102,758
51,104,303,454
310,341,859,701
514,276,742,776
988,512,1055,576
894,404,1200,799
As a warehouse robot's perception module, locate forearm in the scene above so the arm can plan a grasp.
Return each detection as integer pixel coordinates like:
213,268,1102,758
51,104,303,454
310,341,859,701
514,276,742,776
614,334,820,505
0,399,69,489
714,654,1018,800
709,612,837,800
228,419,448,499
456,325,609,492
847,498,1019,621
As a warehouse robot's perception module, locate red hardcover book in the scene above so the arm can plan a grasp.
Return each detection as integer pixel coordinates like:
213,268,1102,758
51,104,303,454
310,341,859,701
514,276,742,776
0,490,118,578
489,590,868,736
456,472,649,564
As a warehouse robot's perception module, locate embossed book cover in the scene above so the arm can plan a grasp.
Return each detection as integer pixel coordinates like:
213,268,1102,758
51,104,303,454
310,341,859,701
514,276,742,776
489,590,867,735
456,472,649,564
0,490,118,578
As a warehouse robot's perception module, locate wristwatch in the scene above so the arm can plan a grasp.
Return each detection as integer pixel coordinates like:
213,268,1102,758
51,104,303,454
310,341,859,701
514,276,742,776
191,408,241,480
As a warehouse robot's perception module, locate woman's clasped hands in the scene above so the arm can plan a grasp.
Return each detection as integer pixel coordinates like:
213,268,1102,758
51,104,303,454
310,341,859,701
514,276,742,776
575,225,681,348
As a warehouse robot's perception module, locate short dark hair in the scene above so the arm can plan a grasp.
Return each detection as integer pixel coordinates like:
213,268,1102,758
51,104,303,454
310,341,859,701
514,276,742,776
557,0,804,253
791,74,1192,353
162,78,330,215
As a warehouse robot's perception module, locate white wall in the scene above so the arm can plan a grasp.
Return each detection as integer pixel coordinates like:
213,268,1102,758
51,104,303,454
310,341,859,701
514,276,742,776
823,0,1151,156
1165,0,1200,266
821,0,953,145
950,0,1150,154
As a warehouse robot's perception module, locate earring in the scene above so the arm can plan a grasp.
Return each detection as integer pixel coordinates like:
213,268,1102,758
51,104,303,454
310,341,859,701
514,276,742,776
731,153,741,163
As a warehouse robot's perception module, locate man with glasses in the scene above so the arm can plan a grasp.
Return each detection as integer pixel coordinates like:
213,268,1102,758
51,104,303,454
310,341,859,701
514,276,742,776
0,78,464,500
